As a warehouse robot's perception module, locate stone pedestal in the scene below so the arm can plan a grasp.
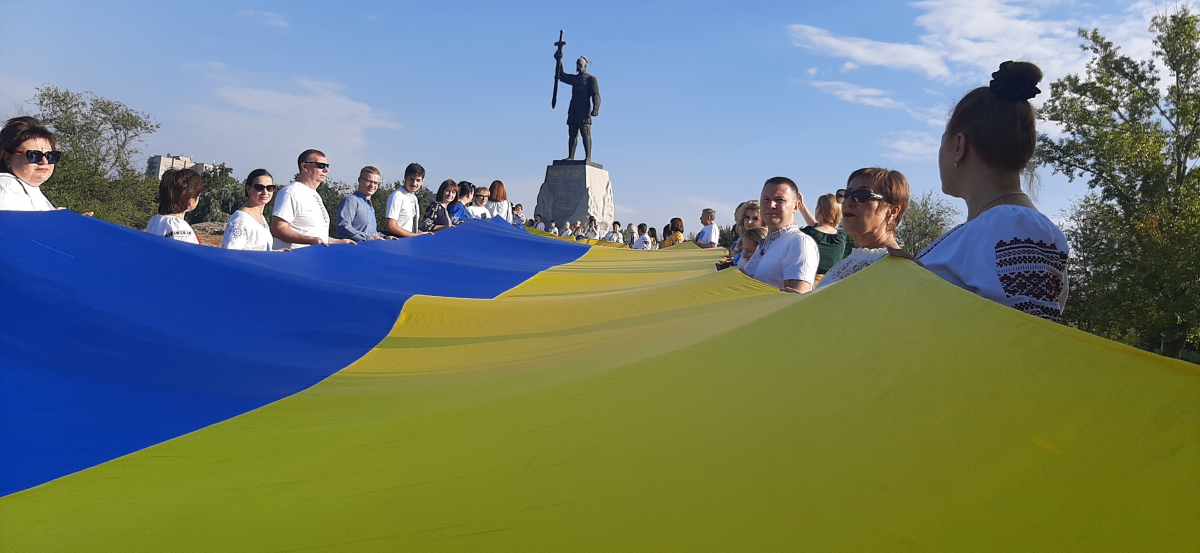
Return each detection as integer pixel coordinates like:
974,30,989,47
533,160,615,231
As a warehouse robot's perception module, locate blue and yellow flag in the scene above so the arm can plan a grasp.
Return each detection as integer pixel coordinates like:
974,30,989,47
1,212,1197,551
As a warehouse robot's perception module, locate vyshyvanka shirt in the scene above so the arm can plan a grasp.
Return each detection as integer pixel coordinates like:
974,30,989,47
146,214,199,244
222,210,273,251
918,205,1069,322
816,247,888,289
743,224,819,288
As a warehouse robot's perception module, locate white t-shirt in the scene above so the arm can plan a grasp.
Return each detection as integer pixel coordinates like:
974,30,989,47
222,209,273,251
632,233,652,250
696,223,719,247
0,174,55,211
742,225,819,288
561,227,574,237
604,231,623,243
816,247,888,289
535,221,546,231
467,204,491,219
918,205,1069,322
486,200,512,223
272,181,329,250
385,188,420,235
146,214,199,244
550,226,559,236
584,229,598,239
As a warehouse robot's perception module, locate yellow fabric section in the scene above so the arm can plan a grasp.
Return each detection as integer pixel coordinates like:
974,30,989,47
4,253,1199,552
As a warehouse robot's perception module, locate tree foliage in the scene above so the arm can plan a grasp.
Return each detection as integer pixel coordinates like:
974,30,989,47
896,190,960,254
190,164,244,224
1036,8,1200,358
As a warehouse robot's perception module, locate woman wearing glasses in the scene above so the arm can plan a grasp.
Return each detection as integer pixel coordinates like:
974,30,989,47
816,168,909,289
895,61,1069,322
222,169,277,251
0,117,60,211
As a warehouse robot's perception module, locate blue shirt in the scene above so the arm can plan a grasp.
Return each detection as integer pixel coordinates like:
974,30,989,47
336,192,381,242
447,201,468,224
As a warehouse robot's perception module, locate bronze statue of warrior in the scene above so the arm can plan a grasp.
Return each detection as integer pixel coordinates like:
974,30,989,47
554,48,601,162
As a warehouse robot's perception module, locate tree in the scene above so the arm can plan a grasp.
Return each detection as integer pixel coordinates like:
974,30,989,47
190,164,244,223
28,86,161,228
896,190,960,254
1036,8,1200,359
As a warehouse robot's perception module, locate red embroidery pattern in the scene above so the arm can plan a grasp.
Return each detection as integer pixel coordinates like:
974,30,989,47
995,237,1068,322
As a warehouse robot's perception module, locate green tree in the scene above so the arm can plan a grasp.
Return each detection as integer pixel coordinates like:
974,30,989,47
190,164,244,223
896,190,960,254
29,86,161,228
1036,8,1200,358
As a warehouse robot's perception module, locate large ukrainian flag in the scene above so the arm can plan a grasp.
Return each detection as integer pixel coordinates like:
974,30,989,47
1,212,1197,551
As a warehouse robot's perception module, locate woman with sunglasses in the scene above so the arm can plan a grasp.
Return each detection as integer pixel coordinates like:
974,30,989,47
222,169,277,251
146,168,204,244
893,61,1069,322
816,168,909,289
0,116,60,211
420,179,458,232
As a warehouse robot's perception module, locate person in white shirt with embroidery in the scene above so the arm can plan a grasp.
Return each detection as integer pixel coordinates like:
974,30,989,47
631,223,652,250
817,168,909,289
742,176,820,293
693,208,720,249
891,61,1069,322
0,117,65,212
270,149,355,249
146,168,203,244
222,169,276,251
385,163,431,238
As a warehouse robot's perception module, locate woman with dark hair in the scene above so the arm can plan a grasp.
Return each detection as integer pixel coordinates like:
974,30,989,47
646,227,659,250
0,116,59,211
222,169,276,251
660,218,686,248
800,192,850,285
146,168,204,244
817,168,909,288
486,180,513,223
896,61,1069,322
420,179,458,232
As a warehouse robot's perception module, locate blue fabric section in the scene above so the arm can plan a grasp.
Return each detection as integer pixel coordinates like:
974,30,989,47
0,213,585,496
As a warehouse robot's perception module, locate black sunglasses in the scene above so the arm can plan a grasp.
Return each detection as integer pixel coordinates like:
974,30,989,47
12,149,62,164
251,184,278,192
836,188,886,204
303,161,330,170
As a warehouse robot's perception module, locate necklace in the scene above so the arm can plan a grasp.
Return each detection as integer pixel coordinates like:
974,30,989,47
977,191,1026,216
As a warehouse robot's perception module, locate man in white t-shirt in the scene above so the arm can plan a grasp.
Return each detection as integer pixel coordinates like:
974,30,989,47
742,176,819,293
694,208,719,249
604,221,624,242
534,214,546,231
271,149,355,249
385,162,430,238
631,223,652,249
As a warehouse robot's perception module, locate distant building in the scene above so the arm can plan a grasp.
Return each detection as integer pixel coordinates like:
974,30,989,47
146,154,221,179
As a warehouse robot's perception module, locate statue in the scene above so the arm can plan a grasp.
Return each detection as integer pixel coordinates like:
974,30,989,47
552,31,601,162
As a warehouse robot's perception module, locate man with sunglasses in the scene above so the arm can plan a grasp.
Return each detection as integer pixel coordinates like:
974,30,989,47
271,149,354,249
336,166,387,242
385,163,430,238
742,176,820,293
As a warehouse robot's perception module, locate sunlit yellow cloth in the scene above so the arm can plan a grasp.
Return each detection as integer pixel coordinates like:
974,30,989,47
3,250,1198,551
661,231,685,248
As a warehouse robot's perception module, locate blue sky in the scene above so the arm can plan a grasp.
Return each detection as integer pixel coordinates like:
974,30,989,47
0,0,1161,229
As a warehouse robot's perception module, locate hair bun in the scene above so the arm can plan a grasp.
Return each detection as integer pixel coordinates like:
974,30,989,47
989,60,1042,101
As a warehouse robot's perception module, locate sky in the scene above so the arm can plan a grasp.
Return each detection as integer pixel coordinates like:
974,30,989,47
0,0,1166,229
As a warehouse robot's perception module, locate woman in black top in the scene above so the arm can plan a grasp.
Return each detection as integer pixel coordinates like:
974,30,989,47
798,193,849,283
420,179,458,232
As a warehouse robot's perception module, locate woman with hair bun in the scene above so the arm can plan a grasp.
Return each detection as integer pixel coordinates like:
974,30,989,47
146,168,204,244
895,60,1070,322
222,169,276,251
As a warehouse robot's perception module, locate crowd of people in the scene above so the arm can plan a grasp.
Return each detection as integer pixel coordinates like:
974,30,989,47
0,61,1069,322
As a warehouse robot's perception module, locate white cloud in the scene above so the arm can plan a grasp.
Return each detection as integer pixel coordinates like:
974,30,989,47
789,23,951,80
806,67,819,76
811,81,906,109
238,10,288,27
881,131,941,162
841,62,859,72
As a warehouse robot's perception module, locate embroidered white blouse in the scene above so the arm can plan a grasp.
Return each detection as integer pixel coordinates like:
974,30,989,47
816,247,889,289
918,205,1069,322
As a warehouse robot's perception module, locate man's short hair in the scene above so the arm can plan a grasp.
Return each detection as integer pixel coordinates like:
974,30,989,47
637,223,647,234
534,214,542,220
613,220,621,228
550,219,556,224
701,208,716,218
763,176,798,196
359,166,380,178
297,149,325,169
404,163,425,179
